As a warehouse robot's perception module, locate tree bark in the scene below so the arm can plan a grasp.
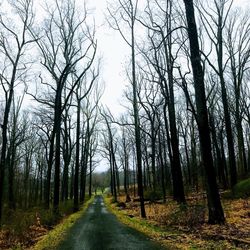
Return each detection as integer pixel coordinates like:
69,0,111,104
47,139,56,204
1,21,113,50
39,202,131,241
131,19,146,218
183,0,225,224
74,98,81,211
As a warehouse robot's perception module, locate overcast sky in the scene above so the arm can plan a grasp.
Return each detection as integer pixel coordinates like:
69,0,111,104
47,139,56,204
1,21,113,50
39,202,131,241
88,0,129,117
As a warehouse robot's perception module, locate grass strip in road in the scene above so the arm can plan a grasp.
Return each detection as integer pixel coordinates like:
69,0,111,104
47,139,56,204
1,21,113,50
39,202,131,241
104,196,178,249
31,197,94,250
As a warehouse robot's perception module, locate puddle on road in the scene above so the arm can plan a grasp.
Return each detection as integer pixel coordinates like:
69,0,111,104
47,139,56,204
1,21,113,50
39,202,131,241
88,207,94,214
101,207,108,214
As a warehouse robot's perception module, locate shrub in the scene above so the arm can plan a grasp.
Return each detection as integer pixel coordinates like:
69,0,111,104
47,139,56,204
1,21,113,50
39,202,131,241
39,210,59,227
166,204,206,227
3,209,36,236
111,197,117,204
116,201,126,209
144,189,163,202
233,178,250,198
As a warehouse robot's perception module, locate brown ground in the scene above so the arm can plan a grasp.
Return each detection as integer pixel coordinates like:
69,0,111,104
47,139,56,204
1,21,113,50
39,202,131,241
115,193,250,249
0,194,249,249
0,223,48,249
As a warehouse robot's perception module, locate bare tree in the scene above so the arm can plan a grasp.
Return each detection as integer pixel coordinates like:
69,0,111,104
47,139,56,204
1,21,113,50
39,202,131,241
61,97,74,202
101,109,118,202
138,0,186,203
226,9,250,174
0,0,35,223
7,94,28,210
183,0,225,224
74,70,99,211
108,0,146,218
198,0,237,187
30,0,97,214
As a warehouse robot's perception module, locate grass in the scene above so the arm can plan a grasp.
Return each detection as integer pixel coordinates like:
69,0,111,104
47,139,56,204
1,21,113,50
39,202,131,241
30,197,94,250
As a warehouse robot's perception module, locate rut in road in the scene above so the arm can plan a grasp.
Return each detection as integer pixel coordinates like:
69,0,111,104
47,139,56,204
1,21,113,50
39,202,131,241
57,195,166,250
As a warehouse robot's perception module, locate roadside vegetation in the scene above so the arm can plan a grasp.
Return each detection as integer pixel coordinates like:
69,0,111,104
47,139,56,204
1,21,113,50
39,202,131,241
0,197,93,250
32,197,93,250
105,180,250,250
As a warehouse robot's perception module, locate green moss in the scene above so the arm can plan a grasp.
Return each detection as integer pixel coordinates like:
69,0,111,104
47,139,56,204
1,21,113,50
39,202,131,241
32,197,93,250
233,178,250,198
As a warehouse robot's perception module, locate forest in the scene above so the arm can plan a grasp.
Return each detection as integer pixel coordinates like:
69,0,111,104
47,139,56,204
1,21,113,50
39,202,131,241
0,0,249,249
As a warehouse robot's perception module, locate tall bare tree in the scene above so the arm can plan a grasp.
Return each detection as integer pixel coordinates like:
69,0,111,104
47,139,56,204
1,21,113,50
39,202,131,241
30,0,97,214
183,0,225,224
0,0,35,223
198,0,237,187
226,9,250,174
139,0,186,203
108,0,146,217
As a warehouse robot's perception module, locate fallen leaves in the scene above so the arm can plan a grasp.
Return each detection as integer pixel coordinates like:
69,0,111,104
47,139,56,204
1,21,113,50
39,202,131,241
0,224,48,249
114,194,250,249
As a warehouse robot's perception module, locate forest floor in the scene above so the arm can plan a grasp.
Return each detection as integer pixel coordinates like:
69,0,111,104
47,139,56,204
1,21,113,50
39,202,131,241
0,198,92,250
106,192,250,249
0,189,249,249
0,208,50,249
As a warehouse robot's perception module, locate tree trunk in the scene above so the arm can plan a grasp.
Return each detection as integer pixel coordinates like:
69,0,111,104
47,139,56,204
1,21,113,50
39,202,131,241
70,164,74,200
150,126,157,191
110,151,114,196
45,129,55,209
53,83,63,215
88,155,92,198
0,88,14,223
74,99,81,211
217,13,237,188
8,145,16,210
124,146,131,202
209,113,227,189
131,18,146,218
165,69,186,203
190,116,199,191
183,0,225,224
158,129,166,203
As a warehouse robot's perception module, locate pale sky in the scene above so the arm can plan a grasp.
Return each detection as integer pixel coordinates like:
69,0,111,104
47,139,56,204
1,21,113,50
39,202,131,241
88,0,129,117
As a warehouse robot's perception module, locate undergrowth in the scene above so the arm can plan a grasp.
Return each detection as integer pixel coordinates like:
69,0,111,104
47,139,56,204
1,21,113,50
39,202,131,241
105,194,250,249
233,178,250,198
32,197,93,250
0,198,93,250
